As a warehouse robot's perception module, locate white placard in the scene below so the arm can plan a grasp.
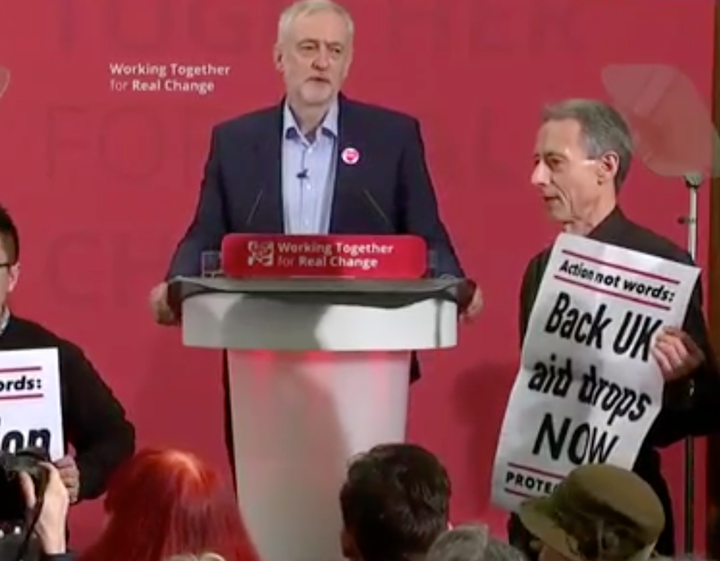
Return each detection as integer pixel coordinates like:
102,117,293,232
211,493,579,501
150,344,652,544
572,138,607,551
0,348,64,460
491,233,700,511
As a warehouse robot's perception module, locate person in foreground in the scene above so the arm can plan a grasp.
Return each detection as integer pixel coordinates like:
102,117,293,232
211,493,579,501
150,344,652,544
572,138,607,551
519,463,665,561
18,462,73,561
80,448,257,561
339,443,451,561
0,205,135,503
426,523,527,561
509,99,720,556
148,0,481,465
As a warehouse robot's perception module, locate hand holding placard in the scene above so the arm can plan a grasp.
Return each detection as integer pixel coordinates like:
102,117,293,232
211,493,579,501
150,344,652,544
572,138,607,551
491,233,700,511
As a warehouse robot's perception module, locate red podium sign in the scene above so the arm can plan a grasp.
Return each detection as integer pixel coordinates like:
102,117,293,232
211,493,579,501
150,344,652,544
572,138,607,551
221,235,427,279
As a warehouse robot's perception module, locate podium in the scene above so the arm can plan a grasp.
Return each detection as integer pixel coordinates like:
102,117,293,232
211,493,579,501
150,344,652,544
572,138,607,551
170,276,463,561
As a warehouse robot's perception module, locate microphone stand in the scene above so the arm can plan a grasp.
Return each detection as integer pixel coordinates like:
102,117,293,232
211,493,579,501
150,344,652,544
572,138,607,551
679,172,703,553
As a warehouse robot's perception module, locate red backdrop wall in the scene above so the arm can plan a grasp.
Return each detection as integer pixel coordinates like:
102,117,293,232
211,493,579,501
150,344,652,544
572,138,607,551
0,0,715,551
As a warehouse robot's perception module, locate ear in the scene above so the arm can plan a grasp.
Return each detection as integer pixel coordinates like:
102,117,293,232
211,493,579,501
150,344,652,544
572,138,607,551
597,151,620,185
7,262,19,293
273,44,284,72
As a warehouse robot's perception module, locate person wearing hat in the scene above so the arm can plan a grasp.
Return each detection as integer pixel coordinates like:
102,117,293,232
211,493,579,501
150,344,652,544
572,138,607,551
519,463,665,561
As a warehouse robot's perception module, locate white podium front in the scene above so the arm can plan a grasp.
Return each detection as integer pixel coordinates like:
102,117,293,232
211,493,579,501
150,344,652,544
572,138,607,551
170,277,462,561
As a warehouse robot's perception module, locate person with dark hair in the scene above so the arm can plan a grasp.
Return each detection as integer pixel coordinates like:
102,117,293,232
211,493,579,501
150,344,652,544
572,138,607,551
0,204,135,504
339,443,451,561
508,99,720,557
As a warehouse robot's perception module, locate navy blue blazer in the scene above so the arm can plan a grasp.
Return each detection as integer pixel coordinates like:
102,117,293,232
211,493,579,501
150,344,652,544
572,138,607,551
166,94,464,279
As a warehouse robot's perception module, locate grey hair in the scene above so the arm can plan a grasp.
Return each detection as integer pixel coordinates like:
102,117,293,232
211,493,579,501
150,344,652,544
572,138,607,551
164,554,226,561
277,0,354,44
426,524,528,561
542,98,634,189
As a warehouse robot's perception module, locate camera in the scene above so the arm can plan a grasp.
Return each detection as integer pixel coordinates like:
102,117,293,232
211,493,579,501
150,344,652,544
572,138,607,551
0,447,50,525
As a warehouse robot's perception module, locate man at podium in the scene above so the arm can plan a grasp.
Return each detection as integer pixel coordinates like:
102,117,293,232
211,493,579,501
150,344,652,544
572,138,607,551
149,0,481,463
150,0,481,315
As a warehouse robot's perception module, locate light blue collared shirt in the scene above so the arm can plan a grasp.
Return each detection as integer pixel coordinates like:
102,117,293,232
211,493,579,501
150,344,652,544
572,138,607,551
281,100,338,234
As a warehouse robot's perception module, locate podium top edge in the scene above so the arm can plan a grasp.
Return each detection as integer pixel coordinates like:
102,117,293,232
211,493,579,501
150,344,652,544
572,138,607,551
169,276,463,296
167,277,463,316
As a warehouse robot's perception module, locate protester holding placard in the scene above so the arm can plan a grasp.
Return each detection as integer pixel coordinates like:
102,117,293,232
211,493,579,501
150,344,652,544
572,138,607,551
499,99,719,556
0,205,135,504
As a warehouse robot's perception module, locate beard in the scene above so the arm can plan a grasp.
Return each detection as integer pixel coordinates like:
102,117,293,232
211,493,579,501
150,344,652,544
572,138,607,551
299,78,334,104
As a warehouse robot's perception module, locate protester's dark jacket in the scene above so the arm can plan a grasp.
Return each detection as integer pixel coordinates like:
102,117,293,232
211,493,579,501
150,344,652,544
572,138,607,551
45,554,74,561
0,315,136,500
510,206,720,556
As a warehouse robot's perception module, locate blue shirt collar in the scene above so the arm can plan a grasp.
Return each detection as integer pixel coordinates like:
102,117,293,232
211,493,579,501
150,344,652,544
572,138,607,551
283,97,339,139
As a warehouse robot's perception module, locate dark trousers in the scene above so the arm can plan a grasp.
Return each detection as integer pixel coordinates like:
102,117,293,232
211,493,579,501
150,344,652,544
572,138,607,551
507,450,675,557
222,353,236,480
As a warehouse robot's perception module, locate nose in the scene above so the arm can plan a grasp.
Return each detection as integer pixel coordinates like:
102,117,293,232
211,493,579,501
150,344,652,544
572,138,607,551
531,161,550,187
312,47,331,70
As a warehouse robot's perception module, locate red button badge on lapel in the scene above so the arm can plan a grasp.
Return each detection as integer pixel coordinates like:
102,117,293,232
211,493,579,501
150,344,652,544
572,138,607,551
341,147,360,165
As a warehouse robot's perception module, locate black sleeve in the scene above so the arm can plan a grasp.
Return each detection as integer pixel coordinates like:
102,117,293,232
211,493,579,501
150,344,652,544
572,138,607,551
683,279,720,436
647,274,720,447
519,255,543,345
398,118,464,278
60,343,135,500
42,554,74,561
166,126,229,279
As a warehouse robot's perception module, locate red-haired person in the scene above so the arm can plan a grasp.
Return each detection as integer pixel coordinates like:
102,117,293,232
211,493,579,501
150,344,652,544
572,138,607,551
80,449,257,561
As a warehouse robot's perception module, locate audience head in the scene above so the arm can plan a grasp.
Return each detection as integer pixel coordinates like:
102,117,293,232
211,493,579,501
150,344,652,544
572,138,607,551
165,554,226,561
531,99,633,232
0,205,20,309
81,448,256,561
426,524,527,561
519,464,664,561
274,0,353,110
339,442,451,561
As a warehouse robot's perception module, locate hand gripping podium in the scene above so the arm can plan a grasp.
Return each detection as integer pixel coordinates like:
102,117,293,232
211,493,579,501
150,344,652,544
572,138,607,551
169,276,463,561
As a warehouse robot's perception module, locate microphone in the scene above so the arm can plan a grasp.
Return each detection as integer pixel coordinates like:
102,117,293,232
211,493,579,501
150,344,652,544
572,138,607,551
244,188,264,227
684,172,703,189
361,189,393,232
296,169,309,180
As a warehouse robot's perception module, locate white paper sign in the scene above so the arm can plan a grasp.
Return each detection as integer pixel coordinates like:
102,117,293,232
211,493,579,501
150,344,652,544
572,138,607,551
491,233,700,511
0,348,64,460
